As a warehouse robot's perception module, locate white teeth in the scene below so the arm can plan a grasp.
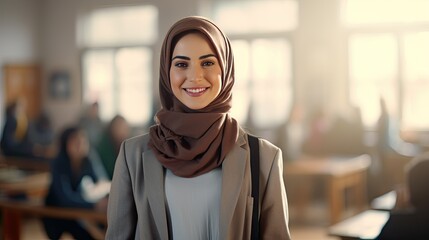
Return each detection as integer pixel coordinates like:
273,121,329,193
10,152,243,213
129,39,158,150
186,88,206,93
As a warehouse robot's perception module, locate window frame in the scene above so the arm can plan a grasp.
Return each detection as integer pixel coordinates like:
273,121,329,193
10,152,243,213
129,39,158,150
228,32,295,129
199,0,299,130
346,22,429,132
80,43,157,128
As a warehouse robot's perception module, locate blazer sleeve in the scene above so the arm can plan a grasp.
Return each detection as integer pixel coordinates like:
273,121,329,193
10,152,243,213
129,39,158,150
260,146,292,240
106,141,138,239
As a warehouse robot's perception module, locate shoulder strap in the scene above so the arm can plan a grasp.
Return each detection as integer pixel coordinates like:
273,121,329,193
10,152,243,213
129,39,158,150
248,134,260,240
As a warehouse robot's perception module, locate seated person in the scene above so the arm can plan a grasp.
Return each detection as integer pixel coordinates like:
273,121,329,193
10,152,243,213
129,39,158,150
28,111,54,147
28,111,56,157
79,102,104,147
96,115,130,180
377,152,429,240
43,126,108,240
0,100,48,159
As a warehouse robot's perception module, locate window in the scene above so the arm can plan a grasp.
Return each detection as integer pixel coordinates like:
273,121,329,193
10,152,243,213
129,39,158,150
201,0,297,129
82,48,152,125
348,34,398,127
344,0,429,130
79,5,157,125
402,32,429,130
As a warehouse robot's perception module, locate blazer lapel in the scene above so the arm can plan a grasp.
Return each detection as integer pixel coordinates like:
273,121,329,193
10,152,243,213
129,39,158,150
143,150,169,240
219,132,247,239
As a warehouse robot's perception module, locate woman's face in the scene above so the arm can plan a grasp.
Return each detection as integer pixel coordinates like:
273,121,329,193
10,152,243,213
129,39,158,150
170,33,222,110
111,118,130,144
67,130,89,162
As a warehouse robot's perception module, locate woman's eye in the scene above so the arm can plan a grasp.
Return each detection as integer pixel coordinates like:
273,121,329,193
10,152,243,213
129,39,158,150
174,62,187,68
202,61,214,67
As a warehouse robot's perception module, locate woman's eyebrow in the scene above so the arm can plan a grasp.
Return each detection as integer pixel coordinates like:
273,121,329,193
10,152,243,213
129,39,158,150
172,55,190,61
199,54,216,59
171,54,216,61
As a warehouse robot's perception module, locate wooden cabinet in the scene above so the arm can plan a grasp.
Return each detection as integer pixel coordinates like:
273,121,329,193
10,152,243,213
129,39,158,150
2,64,41,119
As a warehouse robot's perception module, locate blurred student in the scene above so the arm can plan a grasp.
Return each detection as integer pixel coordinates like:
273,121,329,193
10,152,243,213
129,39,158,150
377,152,429,239
285,103,306,160
0,99,47,159
28,111,54,146
302,106,332,156
97,115,130,180
43,126,108,240
28,111,56,157
79,102,104,147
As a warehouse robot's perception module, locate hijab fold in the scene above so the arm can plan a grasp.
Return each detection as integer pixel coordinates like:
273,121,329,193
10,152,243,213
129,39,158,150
148,16,239,178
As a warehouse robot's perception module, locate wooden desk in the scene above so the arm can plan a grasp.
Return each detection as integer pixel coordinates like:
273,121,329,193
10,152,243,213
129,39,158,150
0,155,51,172
328,210,389,240
0,170,51,240
285,154,371,224
371,191,396,211
0,170,50,198
0,199,107,240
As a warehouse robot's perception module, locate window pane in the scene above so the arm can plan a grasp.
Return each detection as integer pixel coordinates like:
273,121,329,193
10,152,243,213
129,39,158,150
82,50,115,120
211,0,298,34
349,34,398,128
342,0,429,26
251,39,292,128
116,47,152,125
81,5,158,46
230,40,251,124
402,32,429,130
83,47,152,125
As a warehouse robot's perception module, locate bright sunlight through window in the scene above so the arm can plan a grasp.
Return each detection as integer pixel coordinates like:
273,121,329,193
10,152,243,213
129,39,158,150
348,34,398,128
344,0,429,131
202,0,297,129
80,5,157,125
402,32,429,130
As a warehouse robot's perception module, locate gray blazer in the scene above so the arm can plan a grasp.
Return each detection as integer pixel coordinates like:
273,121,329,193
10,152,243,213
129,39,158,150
106,129,291,240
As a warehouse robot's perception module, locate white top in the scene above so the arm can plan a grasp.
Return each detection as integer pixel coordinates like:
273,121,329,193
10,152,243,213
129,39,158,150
165,168,222,240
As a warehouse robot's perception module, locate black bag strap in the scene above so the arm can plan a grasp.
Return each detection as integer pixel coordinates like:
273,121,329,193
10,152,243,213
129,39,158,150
248,134,260,240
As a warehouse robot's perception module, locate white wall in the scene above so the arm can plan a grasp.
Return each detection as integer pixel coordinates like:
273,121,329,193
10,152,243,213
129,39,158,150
39,0,82,132
0,0,41,135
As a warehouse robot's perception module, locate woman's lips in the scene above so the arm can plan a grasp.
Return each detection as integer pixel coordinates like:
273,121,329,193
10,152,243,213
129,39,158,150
184,87,208,97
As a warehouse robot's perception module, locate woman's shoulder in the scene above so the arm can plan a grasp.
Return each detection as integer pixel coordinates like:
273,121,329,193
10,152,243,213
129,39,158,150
243,129,281,155
258,137,280,152
243,131,284,183
121,132,151,155
257,138,282,165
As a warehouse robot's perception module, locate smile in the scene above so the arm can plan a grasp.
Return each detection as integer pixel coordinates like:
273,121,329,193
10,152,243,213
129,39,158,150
185,87,208,93
184,87,209,96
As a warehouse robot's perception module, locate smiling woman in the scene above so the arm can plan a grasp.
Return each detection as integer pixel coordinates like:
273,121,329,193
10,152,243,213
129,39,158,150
105,16,291,240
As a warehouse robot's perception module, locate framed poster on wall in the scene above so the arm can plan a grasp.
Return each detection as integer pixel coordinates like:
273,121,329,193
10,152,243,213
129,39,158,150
49,71,70,99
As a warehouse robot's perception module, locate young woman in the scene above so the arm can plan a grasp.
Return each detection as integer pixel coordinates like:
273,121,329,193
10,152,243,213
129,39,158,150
97,114,130,179
106,16,291,239
43,126,108,240
0,100,47,158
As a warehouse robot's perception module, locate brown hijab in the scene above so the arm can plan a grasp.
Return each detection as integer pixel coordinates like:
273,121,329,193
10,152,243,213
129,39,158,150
148,16,239,178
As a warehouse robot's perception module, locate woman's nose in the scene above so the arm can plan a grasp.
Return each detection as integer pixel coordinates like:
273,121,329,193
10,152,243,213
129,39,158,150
188,65,203,82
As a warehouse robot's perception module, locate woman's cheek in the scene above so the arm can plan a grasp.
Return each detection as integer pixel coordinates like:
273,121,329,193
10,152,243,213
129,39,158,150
171,71,186,88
